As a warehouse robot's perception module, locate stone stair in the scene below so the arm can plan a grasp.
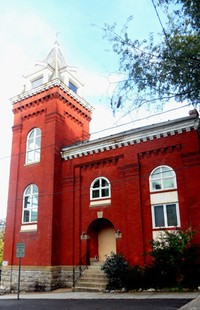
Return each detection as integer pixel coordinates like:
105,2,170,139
73,263,108,292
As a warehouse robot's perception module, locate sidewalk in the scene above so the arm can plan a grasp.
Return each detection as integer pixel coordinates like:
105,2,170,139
0,288,199,309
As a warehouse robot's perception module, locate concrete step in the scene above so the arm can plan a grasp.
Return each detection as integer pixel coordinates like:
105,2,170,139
73,286,105,293
74,264,108,292
78,278,107,283
75,282,107,288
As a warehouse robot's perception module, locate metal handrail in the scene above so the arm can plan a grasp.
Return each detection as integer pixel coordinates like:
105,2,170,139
73,251,90,288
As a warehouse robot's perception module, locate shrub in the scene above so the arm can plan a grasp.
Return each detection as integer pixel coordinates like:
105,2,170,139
101,252,129,290
101,229,200,291
149,228,200,289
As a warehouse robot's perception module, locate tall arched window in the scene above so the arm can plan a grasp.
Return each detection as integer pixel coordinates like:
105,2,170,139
150,165,176,192
22,184,38,223
149,166,180,228
90,177,111,200
26,128,41,164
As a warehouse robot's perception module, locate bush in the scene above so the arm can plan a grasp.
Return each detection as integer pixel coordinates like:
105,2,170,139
149,229,197,289
101,252,129,290
101,229,200,291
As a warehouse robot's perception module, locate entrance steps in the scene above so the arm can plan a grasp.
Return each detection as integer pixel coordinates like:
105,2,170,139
73,262,108,292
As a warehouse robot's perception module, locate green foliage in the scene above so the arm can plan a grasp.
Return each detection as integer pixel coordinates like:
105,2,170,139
0,219,6,266
101,252,129,290
149,229,200,289
104,0,200,113
101,229,200,291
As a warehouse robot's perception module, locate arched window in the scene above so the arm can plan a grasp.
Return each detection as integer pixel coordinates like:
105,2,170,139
22,184,38,223
26,128,41,164
90,177,111,200
150,165,176,192
150,166,180,228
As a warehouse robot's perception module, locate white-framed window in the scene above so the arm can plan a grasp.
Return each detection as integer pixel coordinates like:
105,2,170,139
22,184,38,223
90,177,111,200
69,80,77,93
25,128,41,164
150,165,176,192
152,203,180,228
31,76,43,88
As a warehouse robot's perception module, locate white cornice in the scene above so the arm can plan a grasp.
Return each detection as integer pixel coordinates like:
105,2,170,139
61,116,199,160
10,78,94,113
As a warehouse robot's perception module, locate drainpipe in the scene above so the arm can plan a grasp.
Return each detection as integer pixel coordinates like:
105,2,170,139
137,154,146,265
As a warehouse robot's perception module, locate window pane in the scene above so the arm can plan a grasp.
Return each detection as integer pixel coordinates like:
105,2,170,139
32,76,43,88
31,210,38,222
92,190,99,198
154,205,164,227
24,196,30,208
163,178,175,189
32,196,38,207
93,180,99,188
35,137,40,148
152,181,162,190
25,187,31,195
162,167,173,177
69,81,77,93
32,185,38,193
166,204,177,226
101,179,109,187
151,168,161,179
23,210,30,222
102,188,109,197
28,138,34,149
35,149,40,162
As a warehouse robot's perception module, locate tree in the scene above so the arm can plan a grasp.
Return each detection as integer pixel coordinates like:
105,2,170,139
0,219,6,265
104,0,200,114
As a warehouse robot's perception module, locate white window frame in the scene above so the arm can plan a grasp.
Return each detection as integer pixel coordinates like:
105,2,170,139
150,165,177,192
151,203,180,228
22,184,38,224
90,177,111,200
25,128,41,164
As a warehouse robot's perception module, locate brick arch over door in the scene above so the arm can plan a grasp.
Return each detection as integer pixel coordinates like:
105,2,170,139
87,218,116,262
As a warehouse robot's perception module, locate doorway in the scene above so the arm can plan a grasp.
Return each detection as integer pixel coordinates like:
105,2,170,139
87,218,116,262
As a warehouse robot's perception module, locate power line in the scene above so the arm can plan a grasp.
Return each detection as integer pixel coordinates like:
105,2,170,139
1,160,200,208
0,103,191,162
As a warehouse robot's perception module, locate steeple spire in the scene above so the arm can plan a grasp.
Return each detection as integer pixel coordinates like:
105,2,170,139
43,40,67,80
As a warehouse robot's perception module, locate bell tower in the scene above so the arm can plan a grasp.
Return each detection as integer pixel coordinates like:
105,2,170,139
2,42,93,291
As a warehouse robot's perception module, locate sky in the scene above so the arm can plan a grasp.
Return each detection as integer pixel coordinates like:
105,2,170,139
0,0,190,218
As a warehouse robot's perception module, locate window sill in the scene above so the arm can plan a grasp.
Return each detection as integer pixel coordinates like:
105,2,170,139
90,199,111,207
20,224,37,232
24,161,40,167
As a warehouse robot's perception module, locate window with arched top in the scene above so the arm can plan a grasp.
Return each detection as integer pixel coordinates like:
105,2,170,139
149,165,180,229
26,128,41,164
150,165,177,192
22,184,38,223
90,177,111,200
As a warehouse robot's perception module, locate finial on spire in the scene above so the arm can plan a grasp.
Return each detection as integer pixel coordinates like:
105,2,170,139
55,32,61,43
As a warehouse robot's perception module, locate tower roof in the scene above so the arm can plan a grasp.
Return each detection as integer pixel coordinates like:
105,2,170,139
44,41,67,71
43,41,67,80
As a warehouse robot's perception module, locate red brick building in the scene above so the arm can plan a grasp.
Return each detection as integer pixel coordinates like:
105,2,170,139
2,42,200,291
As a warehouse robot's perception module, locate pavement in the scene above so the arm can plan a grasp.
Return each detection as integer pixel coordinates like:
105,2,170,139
0,288,199,309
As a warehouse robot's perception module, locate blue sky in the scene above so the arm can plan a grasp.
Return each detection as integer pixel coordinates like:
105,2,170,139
0,0,190,218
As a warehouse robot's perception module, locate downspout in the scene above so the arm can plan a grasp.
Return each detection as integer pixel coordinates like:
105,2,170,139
10,125,22,288
137,154,146,265
72,165,75,287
